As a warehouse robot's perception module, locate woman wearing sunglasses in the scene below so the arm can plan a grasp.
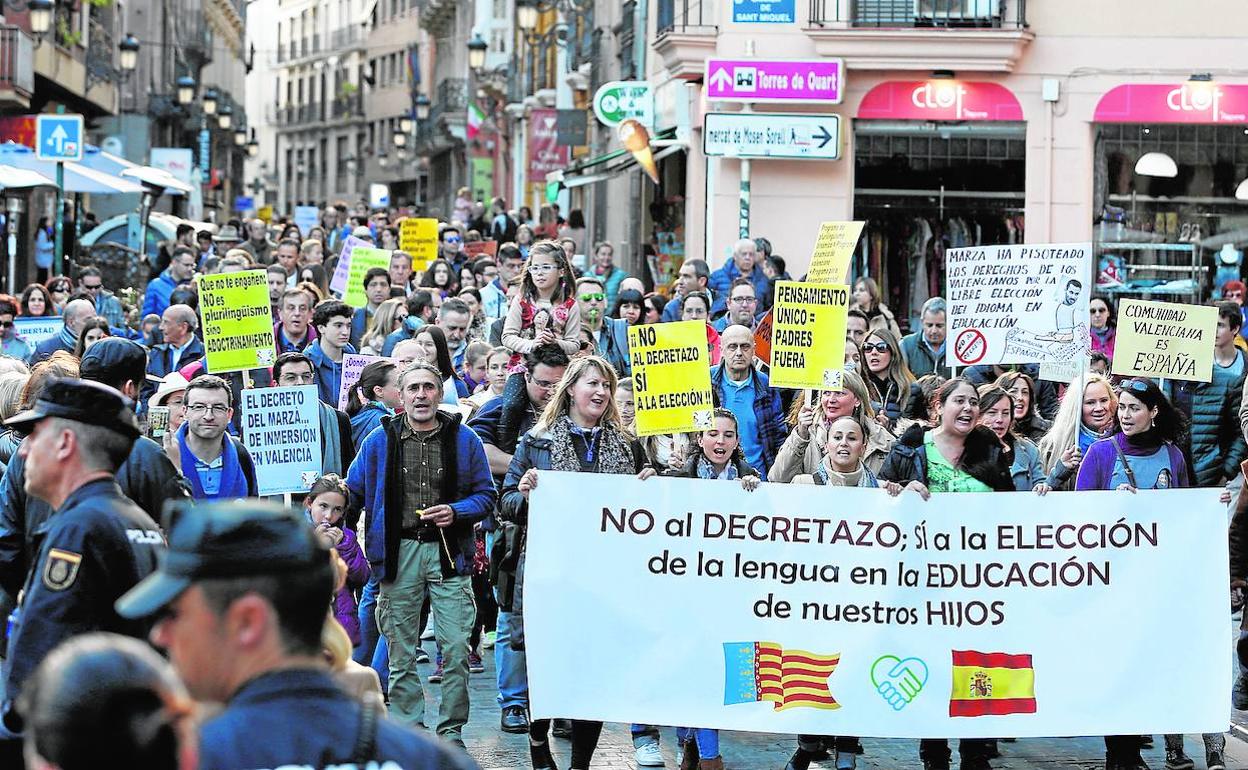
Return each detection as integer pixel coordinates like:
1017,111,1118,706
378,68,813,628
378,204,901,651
1089,296,1117,362
860,329,914,432
1073,377,1217,770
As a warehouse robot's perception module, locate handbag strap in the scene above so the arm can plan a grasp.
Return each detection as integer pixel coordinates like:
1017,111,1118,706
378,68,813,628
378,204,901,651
1110,437,1139,489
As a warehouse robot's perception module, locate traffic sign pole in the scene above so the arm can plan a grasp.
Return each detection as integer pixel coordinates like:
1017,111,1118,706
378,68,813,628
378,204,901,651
53,162,63,275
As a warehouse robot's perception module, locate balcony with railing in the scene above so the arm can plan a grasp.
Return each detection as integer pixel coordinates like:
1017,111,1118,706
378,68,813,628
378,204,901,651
0,26,34,109
805,0,1032,71
653,0,717,80
330,25,361,50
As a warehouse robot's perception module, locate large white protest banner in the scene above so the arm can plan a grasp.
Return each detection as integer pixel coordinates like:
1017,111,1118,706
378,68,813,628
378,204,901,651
526,474,1227,737
12,317,62,348
946,243,1092,368
241,385,321,496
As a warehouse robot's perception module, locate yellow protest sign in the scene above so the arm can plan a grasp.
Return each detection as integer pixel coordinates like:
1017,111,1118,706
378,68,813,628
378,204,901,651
198,270,276,374
769,281,850,390
1111,299,1218,383
628,320,713,436
257,205,273,223
806,221,865,284
399,218,439,272
342,246,393,309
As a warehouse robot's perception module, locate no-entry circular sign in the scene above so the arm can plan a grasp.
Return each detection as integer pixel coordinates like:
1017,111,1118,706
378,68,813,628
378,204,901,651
954,328,987,365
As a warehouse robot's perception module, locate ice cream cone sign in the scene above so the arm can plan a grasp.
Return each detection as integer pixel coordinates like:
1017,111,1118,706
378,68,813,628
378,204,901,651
619,119,659,184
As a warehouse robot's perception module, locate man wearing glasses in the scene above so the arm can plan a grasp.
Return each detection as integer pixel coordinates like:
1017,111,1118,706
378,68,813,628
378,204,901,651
173,375,257,500
439,226,466,273
76,267,125,329
575,276,630,377
712,278,762,334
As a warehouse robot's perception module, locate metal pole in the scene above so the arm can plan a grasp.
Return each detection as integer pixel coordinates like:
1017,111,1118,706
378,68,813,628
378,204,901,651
738,158,750,239
53,162,64,275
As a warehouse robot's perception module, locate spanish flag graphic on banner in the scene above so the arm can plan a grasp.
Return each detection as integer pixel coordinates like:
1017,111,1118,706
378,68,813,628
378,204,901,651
949,650,1037,717
723,642,841,711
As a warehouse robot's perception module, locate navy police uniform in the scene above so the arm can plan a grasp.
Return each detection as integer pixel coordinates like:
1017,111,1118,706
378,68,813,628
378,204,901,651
0,379,164,730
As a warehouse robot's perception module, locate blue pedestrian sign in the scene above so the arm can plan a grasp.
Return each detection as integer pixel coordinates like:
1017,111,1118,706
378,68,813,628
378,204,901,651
36,114,84,162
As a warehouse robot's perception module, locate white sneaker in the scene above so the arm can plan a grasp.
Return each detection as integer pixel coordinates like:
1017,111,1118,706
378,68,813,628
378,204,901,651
420,623,435,641
634,739,665,767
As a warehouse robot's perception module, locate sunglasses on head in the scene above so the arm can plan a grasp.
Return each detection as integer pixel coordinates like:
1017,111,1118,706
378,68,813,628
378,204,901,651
861,341,890,353
1120,378,1151,394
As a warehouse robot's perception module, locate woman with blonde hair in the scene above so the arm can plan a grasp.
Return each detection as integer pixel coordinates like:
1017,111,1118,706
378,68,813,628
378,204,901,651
501,355,654,770
358,297,407,355
850,277,902,339
860,328,914,431
770,370,894,480
0,370,30,471
1036,373,1118,490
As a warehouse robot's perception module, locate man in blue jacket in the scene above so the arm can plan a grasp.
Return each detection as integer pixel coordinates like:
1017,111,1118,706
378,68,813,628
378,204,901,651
346,361,495,748
708,239,769,318
710,325,787,479
141,246,197,318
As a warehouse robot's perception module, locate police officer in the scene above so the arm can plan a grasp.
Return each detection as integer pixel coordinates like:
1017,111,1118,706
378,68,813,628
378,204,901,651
116,499,480,770
0,378,163,758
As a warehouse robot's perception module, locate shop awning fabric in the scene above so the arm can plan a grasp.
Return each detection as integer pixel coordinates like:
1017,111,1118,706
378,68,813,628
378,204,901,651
79,146,192,196
547,128,685,189
0,142,145,194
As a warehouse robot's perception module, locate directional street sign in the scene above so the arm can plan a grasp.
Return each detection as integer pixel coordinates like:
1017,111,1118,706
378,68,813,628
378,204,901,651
593,81,654,129
704,58,845,104
703,113,842,160
35,114,84,162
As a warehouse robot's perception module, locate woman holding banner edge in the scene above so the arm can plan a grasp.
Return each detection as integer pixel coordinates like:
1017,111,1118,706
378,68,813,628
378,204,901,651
500,355,655,770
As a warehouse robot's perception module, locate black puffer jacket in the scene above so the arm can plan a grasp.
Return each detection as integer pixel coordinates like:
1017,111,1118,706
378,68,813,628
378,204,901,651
877,424,1014,492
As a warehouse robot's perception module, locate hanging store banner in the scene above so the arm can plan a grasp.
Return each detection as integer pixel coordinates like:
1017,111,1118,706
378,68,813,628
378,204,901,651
198,270,277,374
527,109,570,185
946,243,1092,368
525,475,1228,736
857,81,1024,122
1094,83,1248,124
769,281,850,390
241,385,322,496
628,320,714,436
1111,299,1218,383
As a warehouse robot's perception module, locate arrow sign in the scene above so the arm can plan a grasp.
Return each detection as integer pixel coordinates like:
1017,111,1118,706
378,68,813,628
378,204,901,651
702,112,842,161
703,58,845,104
35,114,84,162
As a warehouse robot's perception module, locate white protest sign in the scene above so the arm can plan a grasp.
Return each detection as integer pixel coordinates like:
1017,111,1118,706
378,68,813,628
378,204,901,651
13,317,63,348
241,385,322,496
526,474,1227,737
946,243,1091,368
338,353,391,411
329,235,368,296
294,205,320,236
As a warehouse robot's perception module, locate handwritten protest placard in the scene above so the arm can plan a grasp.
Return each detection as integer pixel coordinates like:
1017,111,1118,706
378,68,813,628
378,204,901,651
805,221,864,284
198,270,276,374
526,474,1228,737
769,281,849,390
946,243,1091,368
340,247,393,309
241,385,322,496
399,218,439,271
1111,299,1217,383
337,353,391,411
13,317,63,349
628,320,713,436
329,235,368,296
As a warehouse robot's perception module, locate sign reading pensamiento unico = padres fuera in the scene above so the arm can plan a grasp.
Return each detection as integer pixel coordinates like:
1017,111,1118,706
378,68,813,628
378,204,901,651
769,281,849,390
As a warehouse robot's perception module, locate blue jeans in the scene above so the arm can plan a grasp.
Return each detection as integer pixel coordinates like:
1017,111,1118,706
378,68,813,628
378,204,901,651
676,727,720,760
494,605,528,709
354,575,390,688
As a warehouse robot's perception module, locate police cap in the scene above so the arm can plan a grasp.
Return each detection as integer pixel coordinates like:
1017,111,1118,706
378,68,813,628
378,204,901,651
5,377,140,440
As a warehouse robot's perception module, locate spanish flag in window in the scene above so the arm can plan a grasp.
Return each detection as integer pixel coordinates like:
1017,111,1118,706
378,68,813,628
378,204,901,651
949,650,1037,717
723,642,841,711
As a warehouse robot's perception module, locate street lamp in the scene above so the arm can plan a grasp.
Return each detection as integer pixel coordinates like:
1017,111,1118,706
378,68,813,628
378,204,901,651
414,93,431,121
246,128,259,158
233,126,248,146
392,127,407,149
399,113,414,134
468,33,488,70
217,105,233,131
118,34,140,73
202,88,219,115
176,76,196,106
516,0,539,32
28,0,53,37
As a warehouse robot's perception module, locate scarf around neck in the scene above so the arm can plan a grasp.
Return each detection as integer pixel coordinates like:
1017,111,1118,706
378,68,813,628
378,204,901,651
548,415,633,474
814,457,865,487
696,454,739,480
177,422,249,499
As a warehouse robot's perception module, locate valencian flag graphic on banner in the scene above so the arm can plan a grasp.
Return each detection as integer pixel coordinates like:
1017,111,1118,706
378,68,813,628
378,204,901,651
723,642,841,711
949,650,1037,717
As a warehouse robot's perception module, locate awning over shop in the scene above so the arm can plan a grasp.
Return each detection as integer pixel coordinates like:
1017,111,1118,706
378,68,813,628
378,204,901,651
547,128,685,189
79,146,192,196
0,164,55,190
857,80,1023,121
0,142,145,194
1094,83,1248,124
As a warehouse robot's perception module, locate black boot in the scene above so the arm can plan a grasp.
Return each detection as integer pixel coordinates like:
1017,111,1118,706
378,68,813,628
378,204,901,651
530,740,559,770
785,746,829,770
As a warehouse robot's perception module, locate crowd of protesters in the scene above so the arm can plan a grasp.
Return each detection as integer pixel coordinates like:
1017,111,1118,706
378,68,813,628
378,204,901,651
0,198,1245,770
